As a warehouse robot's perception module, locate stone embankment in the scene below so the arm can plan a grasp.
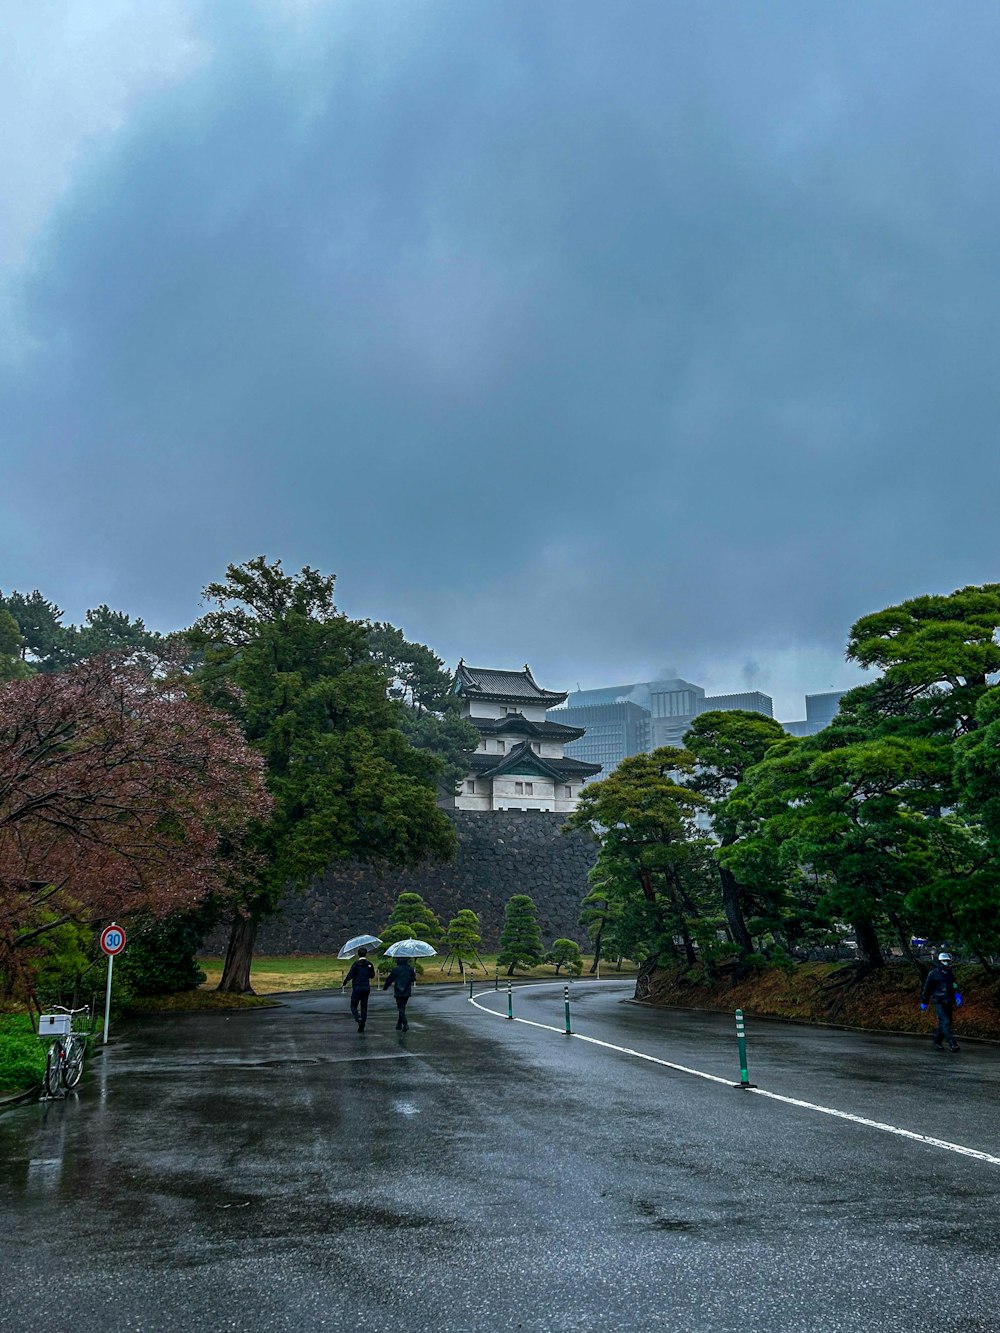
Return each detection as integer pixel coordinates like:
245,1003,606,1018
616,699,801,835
207,810,597,955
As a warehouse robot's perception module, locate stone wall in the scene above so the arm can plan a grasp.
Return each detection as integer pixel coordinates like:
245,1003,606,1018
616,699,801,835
210,810,597,955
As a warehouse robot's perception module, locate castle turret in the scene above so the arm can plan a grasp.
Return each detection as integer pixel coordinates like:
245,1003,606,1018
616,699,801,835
446,662,601,812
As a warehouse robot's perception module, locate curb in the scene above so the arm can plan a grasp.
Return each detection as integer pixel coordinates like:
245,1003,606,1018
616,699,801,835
0,1084,40,1110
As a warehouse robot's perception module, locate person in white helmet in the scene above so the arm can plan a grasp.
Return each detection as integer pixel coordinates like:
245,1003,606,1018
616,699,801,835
920,951,963,1051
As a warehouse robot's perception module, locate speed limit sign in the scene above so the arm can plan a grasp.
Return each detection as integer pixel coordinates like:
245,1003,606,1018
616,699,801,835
100,924,127,956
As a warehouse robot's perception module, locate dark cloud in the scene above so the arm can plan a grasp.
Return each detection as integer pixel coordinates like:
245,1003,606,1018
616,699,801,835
3,1,1000,716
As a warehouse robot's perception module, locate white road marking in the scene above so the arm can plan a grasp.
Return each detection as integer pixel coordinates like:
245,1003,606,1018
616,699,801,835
468,985,1000,1168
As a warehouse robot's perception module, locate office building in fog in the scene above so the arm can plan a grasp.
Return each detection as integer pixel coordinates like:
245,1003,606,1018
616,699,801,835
550,677,774,776
782,690,846,737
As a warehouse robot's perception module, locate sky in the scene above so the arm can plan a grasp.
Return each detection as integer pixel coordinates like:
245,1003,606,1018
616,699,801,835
3,1,1000,721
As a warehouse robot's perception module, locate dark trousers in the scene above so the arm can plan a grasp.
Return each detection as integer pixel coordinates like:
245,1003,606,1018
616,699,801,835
351,988,370,1025
932,1001,956,1048
395,995,410,1029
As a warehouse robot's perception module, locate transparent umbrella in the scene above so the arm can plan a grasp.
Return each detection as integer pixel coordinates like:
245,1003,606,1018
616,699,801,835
383,939,437,958
337,934,383,960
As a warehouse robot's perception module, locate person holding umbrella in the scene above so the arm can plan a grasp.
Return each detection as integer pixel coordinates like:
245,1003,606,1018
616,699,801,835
384,957,417,1031
381,939,436,1032
342,946,376,1033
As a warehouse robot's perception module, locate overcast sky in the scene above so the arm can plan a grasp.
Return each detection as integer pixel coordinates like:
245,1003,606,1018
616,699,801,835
3,2,999,720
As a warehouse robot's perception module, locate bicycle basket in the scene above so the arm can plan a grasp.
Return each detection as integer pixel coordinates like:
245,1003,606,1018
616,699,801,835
38,1014,72,1038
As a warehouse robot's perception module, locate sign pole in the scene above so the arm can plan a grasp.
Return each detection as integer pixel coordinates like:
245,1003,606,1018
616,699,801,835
103,941,115,1045
100,921,127,1044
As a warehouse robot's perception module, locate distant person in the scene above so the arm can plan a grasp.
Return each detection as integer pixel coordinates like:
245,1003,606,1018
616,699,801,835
343,948,375,1033
383,957,417,1031
921,951,963,1052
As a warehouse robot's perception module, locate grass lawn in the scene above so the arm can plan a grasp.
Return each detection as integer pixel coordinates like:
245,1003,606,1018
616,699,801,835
197,953,638,994
0,1014,46,1097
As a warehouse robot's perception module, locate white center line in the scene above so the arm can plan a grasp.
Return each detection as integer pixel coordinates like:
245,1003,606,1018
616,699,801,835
468,987,1000,1168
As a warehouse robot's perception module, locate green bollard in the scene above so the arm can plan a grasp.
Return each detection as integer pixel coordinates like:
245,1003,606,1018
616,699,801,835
506,981,513,1020
469,977,474,999
734,1008,755,1088
564,984,571,1034
494,964,499,991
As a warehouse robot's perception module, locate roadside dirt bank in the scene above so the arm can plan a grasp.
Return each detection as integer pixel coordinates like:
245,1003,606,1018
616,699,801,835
645,961,1000,1041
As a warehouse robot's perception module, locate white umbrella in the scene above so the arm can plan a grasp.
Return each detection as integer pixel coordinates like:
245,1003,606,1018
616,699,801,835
383,939,437,958
337,934,383,960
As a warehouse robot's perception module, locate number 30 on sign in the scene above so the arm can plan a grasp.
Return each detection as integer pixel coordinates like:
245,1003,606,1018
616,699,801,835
100,925,127,956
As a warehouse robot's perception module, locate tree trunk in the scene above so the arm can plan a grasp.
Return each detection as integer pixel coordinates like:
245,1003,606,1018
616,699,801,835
719,866,754,956
852,917,884,972
635,955,657,1000
589,923,604,974
218,913,259,994
679,920,697,968
886,910,923,978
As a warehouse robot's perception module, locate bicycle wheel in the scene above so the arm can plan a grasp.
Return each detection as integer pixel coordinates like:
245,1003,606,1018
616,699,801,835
45,1044,64,1097
64,1035,86,1089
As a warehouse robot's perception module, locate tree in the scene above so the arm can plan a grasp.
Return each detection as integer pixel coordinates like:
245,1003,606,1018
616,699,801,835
58,605,164,667
0,610,32,683
498,894,544,975
682,710,788,956
366,623,479,795
0,590,65,669
846,584,1000,738
381,891,444,948
546,938,582,975
189,557,458,993
0,655,270,998
579,886,620,973
442,909,485,974
565,750,712,980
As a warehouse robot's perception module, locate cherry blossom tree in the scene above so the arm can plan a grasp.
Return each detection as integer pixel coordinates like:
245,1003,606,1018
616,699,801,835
0,654,270,994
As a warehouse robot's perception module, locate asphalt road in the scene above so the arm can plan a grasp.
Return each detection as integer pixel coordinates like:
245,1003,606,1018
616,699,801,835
2,980,999,1333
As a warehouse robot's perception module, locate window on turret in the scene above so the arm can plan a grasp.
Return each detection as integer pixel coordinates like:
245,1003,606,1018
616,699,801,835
466,781,476,794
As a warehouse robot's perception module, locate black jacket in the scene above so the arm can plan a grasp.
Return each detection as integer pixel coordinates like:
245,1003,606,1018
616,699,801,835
345,959,375,991
384,963,416,998
921,965,956,1006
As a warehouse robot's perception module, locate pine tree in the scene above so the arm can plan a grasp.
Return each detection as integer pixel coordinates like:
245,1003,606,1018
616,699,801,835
443,909,484,973
381,891,444,947
498,894,543,976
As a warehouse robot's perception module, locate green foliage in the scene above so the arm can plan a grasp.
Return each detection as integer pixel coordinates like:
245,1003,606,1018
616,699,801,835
498,894,544,974
30,922,94,1004
0,589,64,670
0,1015,46,1094
0,589,162,672
117,909,215,996
446,909,482,954
545,938,582,975
189,559,458,990
382,891,444,946
682,710,789,956
366,623,479,794
0,608,33,682
566,749,714,968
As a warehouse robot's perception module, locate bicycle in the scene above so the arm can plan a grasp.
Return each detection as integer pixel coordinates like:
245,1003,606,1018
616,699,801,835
38,1006,91,1098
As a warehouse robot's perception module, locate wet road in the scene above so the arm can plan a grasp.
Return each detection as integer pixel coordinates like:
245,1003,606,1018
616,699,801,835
2,980,999,1333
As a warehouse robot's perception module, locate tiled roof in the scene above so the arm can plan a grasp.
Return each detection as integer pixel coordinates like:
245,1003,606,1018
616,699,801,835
455,661,568,705
470,714,585,741
468,741,601,782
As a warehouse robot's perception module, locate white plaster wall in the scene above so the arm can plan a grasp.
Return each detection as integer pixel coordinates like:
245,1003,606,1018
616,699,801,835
539,741,564,758
454,793,492,811
467,701,505,719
